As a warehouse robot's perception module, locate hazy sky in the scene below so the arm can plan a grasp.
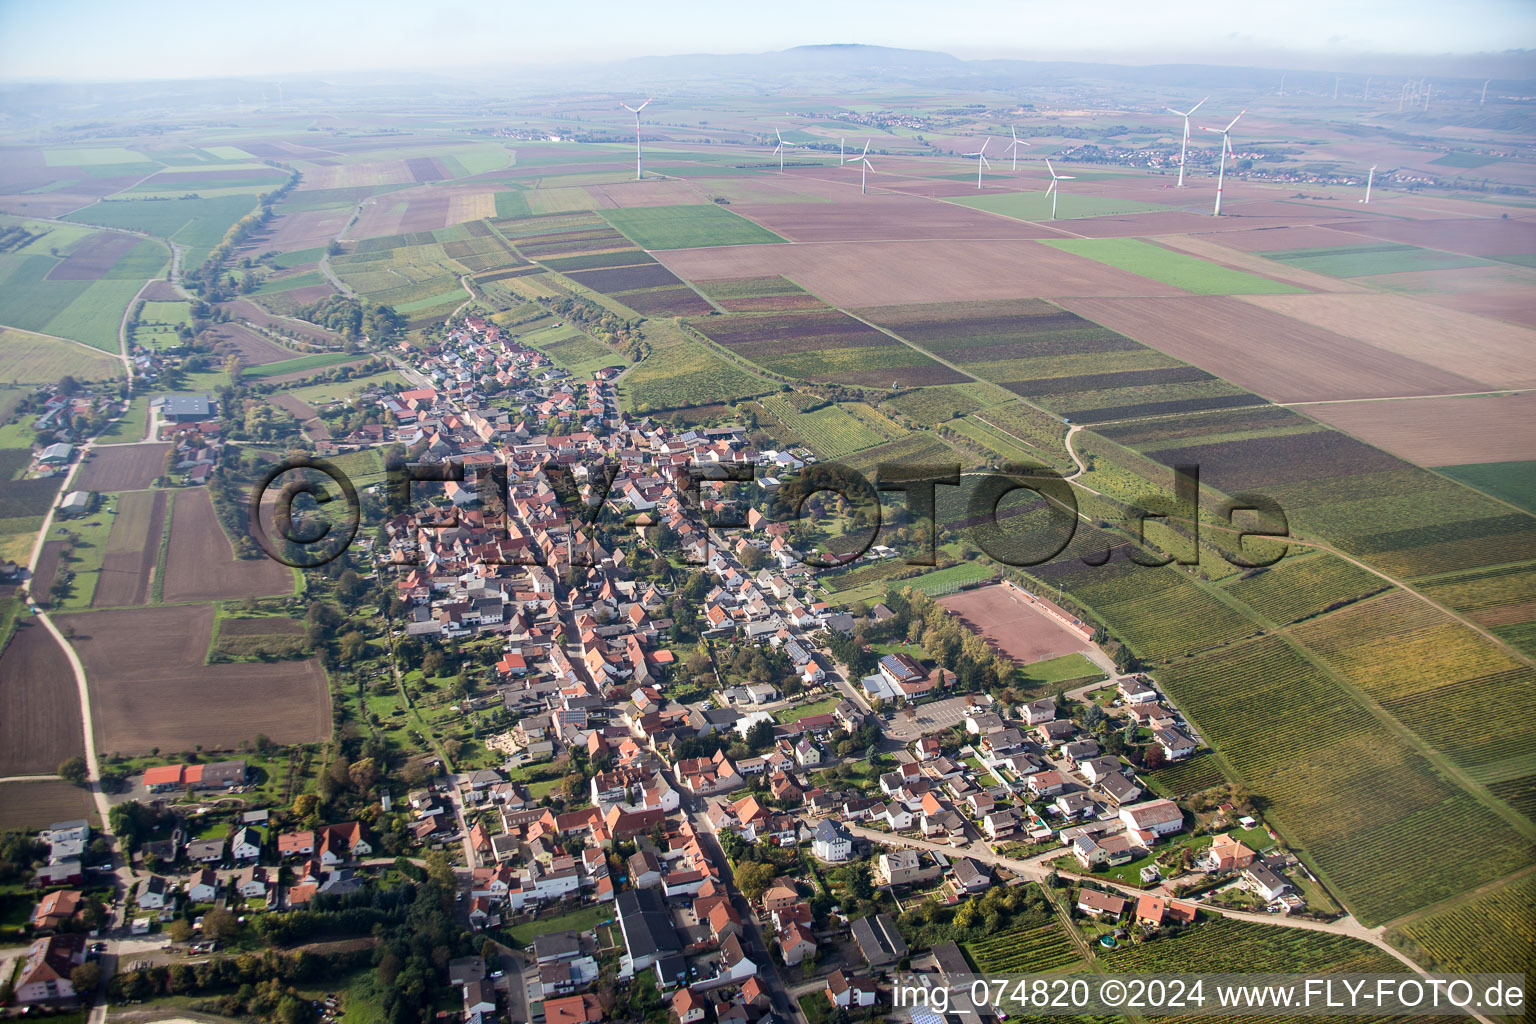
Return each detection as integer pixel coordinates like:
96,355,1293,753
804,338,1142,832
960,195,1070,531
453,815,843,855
2,0,1533,81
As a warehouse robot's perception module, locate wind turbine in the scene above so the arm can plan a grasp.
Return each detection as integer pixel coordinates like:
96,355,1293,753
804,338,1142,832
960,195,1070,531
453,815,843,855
1360,164,1377,204
1199,108,1245,216
848,140,874,194
1481,80,1490,105
772,129,796,174
619,97,653,180
1165,96,1208,187
965,138,992,189
1003,125,1029,171
1044,159,1075,219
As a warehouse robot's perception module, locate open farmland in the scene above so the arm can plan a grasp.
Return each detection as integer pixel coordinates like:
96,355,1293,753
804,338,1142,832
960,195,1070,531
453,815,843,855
0,236,164,352
692,275,826,312
205,321,297,366
1300,393,1536,467
963,921,1081,974
0,326,122,383
1056,295,1486,403
92,488,166,607
947,190,1173,222
1238,291,1536,390
687,308,966,388
0,619,85,776
1217,550,1390,626
619,321,777,413
74,443,169,491
938,584,1095,665
1259,241,1493,277
60,604,330,755
601,204,786,249
1102,917,1407,974
758,396,894,460
64,195,257,261
0,780,96,832
1154,635,1532,925
1043,237,1306,294
161,487,294,602
855,297,1259,424
659,237,1189,306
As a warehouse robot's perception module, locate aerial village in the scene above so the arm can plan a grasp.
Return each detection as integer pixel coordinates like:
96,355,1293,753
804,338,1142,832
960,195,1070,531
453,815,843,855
12,312,1319,1024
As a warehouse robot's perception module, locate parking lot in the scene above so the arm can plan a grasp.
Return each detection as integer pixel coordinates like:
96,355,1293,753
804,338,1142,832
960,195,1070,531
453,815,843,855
881,695,975,740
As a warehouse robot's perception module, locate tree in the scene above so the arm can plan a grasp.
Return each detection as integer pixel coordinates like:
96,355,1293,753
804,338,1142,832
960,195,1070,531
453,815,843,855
734,860,776,902
292,793,320,819
167,918,194,943
348,757,382,791
59,755,88,786
70,961,102,997
202,906,239,941
339,631,369,663
1144,745,1167,771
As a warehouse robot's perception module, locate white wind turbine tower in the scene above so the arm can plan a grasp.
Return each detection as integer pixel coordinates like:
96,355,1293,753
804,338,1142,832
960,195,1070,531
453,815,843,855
848,140,874,194
840,138,846,164
1044,159,1075,219
1165,96,1208,187
1003,126,1029,171
1360,164,1377,204
1199,108,1245,216
619,97,653,180
772,129,796,174
966,138,992,189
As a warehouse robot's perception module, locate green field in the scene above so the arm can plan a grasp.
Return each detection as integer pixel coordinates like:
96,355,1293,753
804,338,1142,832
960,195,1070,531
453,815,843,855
1016,651,1103,685
1259,242,1491,277
243,351,362,378
760,396,887,460
1436,460,1536,514
285,370,405,405
64,195,260,250
948,191,1173,221
601,204,786,249
1043,237,1306,294
0,326,122,383
44,146,149,166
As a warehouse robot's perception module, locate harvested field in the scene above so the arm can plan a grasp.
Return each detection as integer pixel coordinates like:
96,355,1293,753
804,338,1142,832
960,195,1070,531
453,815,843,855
74,443,170,492
730,196,1064,242
1321,216,1536,259
30,540,65,600
0,780,95,832
1240,292,1536,390
0,620,85,776
567,263,682,292
1209,224,1380,253
1301,393,1536,467
161,487,293,602
46,231,138,281
656,239,1187,307
59,604,330,755
140,280,183,301
257,207,350,251
938,583,1094,666
92,489,166,608
591,179,708,208
1366,265,1536,330
1055,295,1483,404
224,298,343,345
270,393,330,440
205,321,295,365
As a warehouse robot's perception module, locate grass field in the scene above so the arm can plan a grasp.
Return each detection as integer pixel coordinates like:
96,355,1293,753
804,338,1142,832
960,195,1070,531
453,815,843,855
1043,237,1306,294
285,370,405,405
601,204,786,249
243,351,362,378
1436,460,1536,514
0,326,122,383
64,195,259,251
947,191,1174,221
1262,242,1492,277
0,244,162,353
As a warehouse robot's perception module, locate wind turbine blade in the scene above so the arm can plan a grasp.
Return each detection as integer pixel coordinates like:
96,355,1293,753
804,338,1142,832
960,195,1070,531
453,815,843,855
979,154,990,169
1165,107,1184,116
1045,179,1056,197
775,129,783,144
1012,125,1019,143
1198,126,1222,134
638,98,653,111
1370,163,1378,171
1226,108,1247,131
1190,96,1208,115
1059,175,1076,180
861,140,870,157
1046,158,1057,178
